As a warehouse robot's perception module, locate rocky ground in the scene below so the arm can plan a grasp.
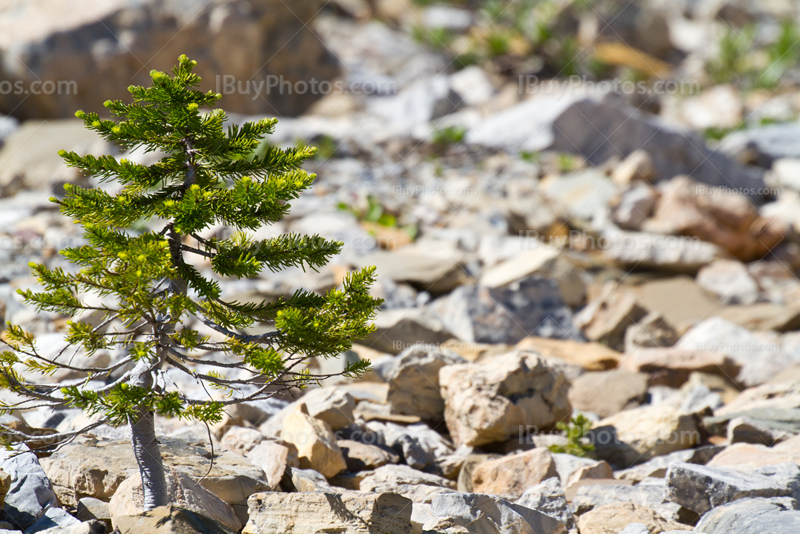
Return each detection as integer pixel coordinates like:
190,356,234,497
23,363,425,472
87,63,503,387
2,0,800,533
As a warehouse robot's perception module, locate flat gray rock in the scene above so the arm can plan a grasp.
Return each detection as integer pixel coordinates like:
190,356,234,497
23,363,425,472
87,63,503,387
696,497,800,534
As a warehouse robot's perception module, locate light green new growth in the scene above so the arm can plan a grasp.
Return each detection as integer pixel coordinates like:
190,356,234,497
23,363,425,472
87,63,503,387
0,55,381,448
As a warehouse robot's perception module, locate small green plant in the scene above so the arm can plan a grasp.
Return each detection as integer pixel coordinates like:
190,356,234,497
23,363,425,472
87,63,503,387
296,134,337,161
431,126,466,151
412,26,455,51
706,25,756,85
758,20,800,88
557,152,577,172
520,150,540,163
549,414,595,457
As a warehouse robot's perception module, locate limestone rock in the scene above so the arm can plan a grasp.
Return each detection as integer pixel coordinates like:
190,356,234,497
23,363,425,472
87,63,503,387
590,405,701,468
471,448,558,499
242,491,413,534
576,503,691,534
697,260,759,305
621,348,739,389
515,477,576,531
602,229,722,272
109,468,242,532
364,307,455,354
386,345,466,422
439,351,572,447
359,465,455,503
514,337,621,371
220,427,264,456
568,370,649,418
0,446,59,530
574,286,648,351
695,497,800,534
623,312,679,353
281,404,347,478
664,461,800,515
244,440,295,490
114,505,236,534
339,440,399,471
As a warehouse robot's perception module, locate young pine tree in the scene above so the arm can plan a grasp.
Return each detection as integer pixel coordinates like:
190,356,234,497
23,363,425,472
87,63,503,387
0,55,380,510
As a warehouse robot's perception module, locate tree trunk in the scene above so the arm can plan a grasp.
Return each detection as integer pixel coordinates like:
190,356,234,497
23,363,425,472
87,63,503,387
129,407,168,510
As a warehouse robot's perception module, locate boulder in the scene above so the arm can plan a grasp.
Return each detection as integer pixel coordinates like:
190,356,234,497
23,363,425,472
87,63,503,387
676,317,796,387
621,348,739,389
24,507,81,533
589,405,701,468
615,445,724,482
571,481,681,520
664,462,800,515
357,244,467,296
708,443,800,471
244,440,295,490
471,448,558,499
727,416,794,446
466,95,765,201
568,370,649,418
423,492,565,534
0,447,59,530
296,387,357,431
109,468,242,532
515,477,576,530
359,465,455,503
219,427,264,456
576,503,691,534
695,496,800,534
0,0,338,119
439,351,572,447
364,421,455,473
283,467,334,492
76,496,111,528
114,504,236,534
281,404,347,478
40,438,268,518
242,491,413,534
433,277,583,345
386,345,466,422
339,440,399,471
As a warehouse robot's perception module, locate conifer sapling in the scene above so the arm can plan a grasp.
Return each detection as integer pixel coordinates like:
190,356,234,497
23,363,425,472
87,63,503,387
0,55,381,510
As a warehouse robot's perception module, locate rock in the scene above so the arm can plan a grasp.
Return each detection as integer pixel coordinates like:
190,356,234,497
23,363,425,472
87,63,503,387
771,158,800,192
675,317,796,387
359,465,455,503
40,438,268,518
602,229,723,272
357,244,467,296
365,421,456,473
386,345,466,422
551,454,609,487
76,496,110,528
0,447,59,529
568,370,649,418
618,525,650,534
621,348,739,389
541,169,620,220
576,503,690,534
708,443,800,470
243,491,413,534
696,260,759,305
0,470,9,508
565,461,613,488
114,504,236,534
283,467,334,492
109,468,242,532
516,477,576,530
244,440,294,490
0,0,337,119
574,285,648,352
590,405,701,468
281,404,347,478
615,446,724,482
720,122,800,167
612,151,655,187
727,416,794,446
669,85,743,130
465,96,765,201
220,427,264,456
364,307,454,354
695,497,800,534
449,66,494,106
717,303,800,333
439,351,572,447
25,507,80,533
613,184,660,230
433,277,583,345
664,462,800,514
571,481,680,520
623,312,679,353
645,176,785,261
515,337,621,371
423,492,565,534
471,448,558,499
296,387,356,431
368,76,460,134
339,440,399,471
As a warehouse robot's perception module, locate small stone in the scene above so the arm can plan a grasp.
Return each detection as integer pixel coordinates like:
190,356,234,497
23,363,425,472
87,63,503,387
623,312,679,353
574,285,648,351
471,448,558,499
612,150,655,186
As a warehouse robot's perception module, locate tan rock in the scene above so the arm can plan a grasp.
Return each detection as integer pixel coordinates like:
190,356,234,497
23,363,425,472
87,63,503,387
592,405,701,467
612,149,655,186
242,491,413,534
621,348,740,388
220,426,263,456
568,369,649,418
281,404,346,478
244,440,296,491
358,465,455,503
114,505,235,533
708,443,800,470
339,440,399,471
514,337,621,371
109,468,242,533
439,351,572,447
471,448,558,499
565,460,613,488
574,285,648,351
577,503,691,534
